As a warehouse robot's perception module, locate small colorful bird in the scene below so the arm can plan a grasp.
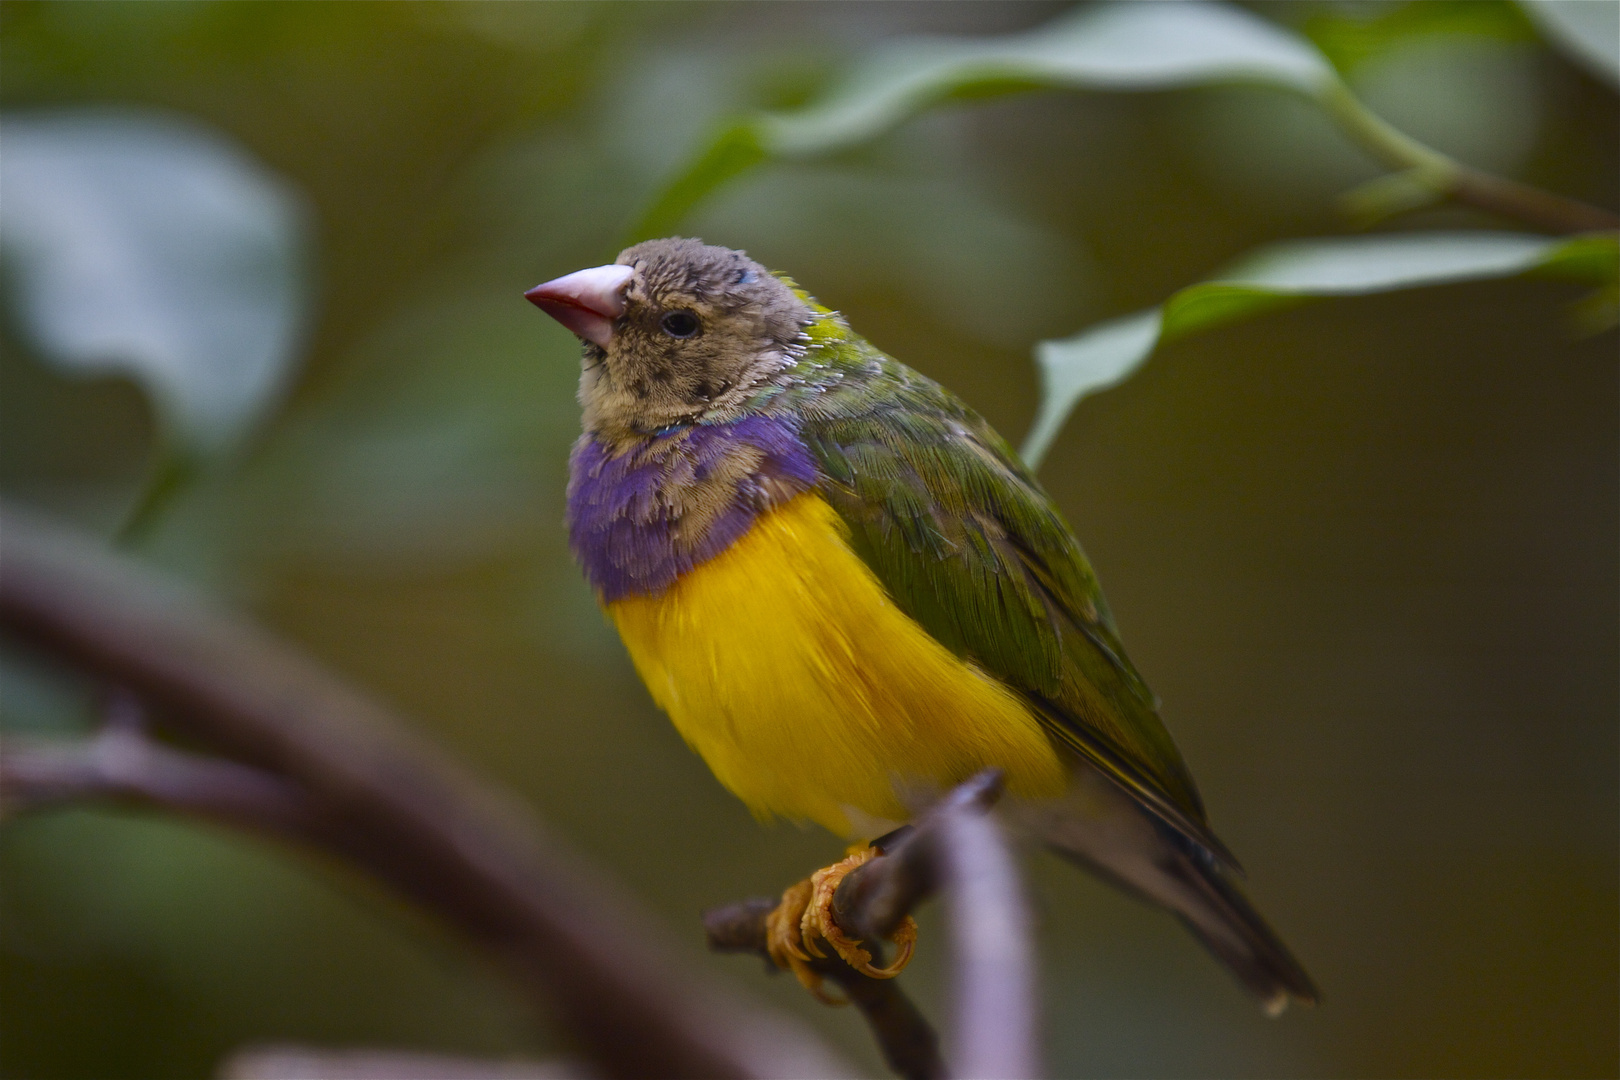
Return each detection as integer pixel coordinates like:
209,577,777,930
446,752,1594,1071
526,238,1317,1014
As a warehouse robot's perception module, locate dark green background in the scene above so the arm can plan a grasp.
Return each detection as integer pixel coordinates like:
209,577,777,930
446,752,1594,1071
2,2,1615,1077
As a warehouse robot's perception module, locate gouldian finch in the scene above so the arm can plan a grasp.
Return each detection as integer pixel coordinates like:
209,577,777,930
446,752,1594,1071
526,238,1317,1014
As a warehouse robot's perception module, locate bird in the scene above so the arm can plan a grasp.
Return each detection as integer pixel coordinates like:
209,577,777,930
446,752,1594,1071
525,237,1317,1014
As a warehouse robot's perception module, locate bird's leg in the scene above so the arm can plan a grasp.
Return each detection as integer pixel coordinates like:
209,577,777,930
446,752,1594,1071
764,844,918,1004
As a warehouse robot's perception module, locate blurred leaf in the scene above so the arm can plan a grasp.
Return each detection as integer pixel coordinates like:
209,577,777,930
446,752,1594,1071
1023,231,1616,467
757,0,1334,154
1023,309,1164,469
1346,34,1542,178
634,1,1338,237
1530,231,1620,281
1304,0,1536,75
1519,0,1620,87
1566,281,1619,336
0,108,310,456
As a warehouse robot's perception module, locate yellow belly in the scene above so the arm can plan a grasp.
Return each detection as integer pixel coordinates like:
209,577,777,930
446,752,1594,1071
606,493,1067,837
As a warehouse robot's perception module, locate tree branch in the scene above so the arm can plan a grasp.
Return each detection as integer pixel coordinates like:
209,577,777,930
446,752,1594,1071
829,773,1004,943
705,897,946,1080
0,727,318,840
218,1044,585,1080
1447,167,1620,235
0,502,852,1080
706,770,1042,1080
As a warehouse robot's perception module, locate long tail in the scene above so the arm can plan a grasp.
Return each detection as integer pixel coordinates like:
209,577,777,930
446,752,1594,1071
1011,764,1319,1014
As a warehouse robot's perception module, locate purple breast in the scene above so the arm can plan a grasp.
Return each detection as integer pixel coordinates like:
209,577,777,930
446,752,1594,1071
567,414,819,601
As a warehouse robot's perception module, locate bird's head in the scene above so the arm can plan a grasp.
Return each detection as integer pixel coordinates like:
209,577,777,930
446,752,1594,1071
526,238,813,439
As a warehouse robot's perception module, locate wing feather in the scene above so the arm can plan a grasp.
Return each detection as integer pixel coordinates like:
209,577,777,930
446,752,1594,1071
798,347,1238,868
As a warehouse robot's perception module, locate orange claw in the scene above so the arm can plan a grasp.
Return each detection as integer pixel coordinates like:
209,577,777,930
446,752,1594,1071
766,877,845,1005
765,845,920,1005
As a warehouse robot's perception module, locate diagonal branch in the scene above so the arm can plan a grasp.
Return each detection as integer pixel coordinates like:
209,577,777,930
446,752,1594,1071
706,770,1042,1080
217,1045,585,1079
0,726,318,839
705,897,946,1080
0,502,851,1080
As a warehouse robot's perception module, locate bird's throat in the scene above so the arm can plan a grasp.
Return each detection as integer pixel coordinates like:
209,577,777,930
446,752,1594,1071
566,413,818,601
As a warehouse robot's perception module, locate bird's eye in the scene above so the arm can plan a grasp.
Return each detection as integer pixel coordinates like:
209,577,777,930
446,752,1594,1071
660,310,700,338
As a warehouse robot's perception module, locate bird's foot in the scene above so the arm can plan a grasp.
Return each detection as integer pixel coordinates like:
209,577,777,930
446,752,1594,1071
764,845,918,1005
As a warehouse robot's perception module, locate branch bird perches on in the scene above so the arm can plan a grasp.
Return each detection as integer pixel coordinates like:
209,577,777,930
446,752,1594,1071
0,503,1043,1079
704,769,1041,1080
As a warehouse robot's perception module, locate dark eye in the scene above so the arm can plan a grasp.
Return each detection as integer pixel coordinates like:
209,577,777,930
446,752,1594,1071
660,310,700,338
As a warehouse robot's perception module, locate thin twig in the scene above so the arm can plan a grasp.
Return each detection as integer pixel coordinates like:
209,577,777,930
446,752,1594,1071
0,729,317,839
1321,82,1620,234
705,898,946,1080
707,770,1042,1079
1448,166,1620,235
830,772,1005,943
218,1045,588,1080
0,502,852,1080
835,771,1040,1079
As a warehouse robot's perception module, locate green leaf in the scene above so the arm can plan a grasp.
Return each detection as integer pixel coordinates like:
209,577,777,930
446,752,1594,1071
1519,0,1620,87
1023,231,1615,468
638,1,1338,235
1025,309,1163,468
760,1,1335,156
0,108,311,456
1304,1,1537,75
1519,231,1620,281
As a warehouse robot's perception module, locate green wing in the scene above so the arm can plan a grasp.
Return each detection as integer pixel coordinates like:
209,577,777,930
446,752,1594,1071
794,341,1235,866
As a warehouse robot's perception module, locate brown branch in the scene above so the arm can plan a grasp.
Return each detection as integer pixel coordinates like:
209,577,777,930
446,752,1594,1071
1448,166,1620,235
0,728,318,838
830,773,1005,943
706,771,1042,1079
705,897,945,1080
0,502,852,1080
834,771,1040,1080
218,1045,586,1079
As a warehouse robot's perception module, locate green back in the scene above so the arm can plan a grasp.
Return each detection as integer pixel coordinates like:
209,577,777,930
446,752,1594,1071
764,311,1232,864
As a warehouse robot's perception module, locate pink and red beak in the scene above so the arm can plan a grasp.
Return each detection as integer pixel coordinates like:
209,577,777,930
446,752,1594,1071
524,264,635,348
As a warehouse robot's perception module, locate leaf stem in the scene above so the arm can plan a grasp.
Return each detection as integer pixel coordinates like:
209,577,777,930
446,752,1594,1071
115,443,196,547
1320,81,1620,234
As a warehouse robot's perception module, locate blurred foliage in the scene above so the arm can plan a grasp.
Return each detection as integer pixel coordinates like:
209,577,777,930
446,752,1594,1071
0,109,309,458
1518,0,1620,87
1,2,1615,1079
1301,0,1539,73
639,0,1618,469
1025,230,1617,465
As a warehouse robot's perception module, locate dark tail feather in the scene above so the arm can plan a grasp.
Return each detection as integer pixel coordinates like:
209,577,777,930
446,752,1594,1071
1015,767,1318,1013
1048,839,1318,1014
1157,833,1319,1014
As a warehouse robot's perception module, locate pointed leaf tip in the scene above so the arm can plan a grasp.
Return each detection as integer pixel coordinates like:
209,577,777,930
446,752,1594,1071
1025,232,1601,468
